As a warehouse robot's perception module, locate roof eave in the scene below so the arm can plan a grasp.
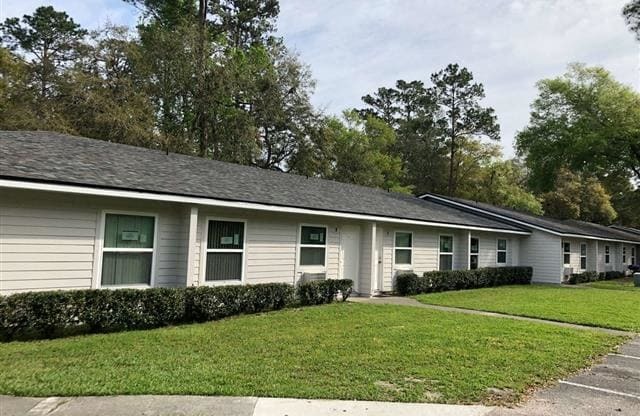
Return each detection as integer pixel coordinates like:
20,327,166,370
1,178,532,235
420,193,640,244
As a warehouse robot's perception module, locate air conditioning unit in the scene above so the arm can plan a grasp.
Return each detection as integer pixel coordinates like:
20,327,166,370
563,267,574,280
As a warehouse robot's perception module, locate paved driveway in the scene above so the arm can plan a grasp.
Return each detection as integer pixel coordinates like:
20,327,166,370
489,336,640,416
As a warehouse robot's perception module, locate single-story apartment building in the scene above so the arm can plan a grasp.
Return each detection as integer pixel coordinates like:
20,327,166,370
1,131,639,295
421,194,640,283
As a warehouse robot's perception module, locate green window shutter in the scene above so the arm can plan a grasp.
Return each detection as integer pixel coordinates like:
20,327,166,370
205,252,243,281
395,249,411,265
207,221,244,250
395,232,412,248
101,214,155,286
104,214,154,249
102,252,153,285
300,226,326,245
300,247,325,266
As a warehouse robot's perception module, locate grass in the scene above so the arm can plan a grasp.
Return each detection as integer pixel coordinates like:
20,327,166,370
415,285,640,332
585,277,638,292
0,303,623,404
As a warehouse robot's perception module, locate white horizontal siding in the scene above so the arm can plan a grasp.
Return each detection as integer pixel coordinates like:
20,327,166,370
520,231,562,283
193,209,344,286
0,188,189,294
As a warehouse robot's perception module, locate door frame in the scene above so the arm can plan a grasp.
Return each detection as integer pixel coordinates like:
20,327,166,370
340,224,361,292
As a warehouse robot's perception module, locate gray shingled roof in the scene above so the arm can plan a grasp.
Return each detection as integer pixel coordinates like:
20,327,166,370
611,225,640,236
0,131,528,232
423,194,640,243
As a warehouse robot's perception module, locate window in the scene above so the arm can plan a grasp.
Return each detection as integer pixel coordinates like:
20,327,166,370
394,232,413,266
299,225,326,266
580,243,587,270
469,237,479,270
622,247,626,264
632,247,636,265
563,242,571,266
497,239,507,264
205,220,245,281
605,245,610,264
101,213,155,286
439,235,454,271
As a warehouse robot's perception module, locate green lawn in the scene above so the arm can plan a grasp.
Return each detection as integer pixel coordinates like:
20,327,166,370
416,285,640,332
0,303,623,404
586,277,638,292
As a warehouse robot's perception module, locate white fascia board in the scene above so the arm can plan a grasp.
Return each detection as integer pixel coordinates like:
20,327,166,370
421,193,640,245
0,179,531,235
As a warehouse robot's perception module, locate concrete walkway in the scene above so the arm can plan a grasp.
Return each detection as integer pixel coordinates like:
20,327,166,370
350,296,634,336
0,396,494,416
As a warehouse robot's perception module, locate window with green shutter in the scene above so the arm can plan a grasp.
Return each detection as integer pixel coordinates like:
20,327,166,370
101,213,155,286
439,235,454,271
299,225,326,266
205,220,245,281
394,232,412,266
497,239,507,264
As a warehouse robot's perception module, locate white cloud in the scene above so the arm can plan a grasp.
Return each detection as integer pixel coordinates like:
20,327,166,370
2,0,638,156
277,0,639,156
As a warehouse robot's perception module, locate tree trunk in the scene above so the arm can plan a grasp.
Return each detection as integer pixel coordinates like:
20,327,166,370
197,0,209,157
447,86,456,196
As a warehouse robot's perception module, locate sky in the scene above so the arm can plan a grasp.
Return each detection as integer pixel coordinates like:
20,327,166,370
2,0,638,157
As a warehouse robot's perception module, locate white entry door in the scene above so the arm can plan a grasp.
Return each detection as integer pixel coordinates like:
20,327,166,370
340,225,361,291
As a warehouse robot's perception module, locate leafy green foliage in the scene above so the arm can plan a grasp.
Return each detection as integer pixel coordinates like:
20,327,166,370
541,168,617,224
516,64,640,192
430,64,500,195
416,284,640,331
623,0,640,40
0,283,295,341
320,112,411,193
295,279,353,305
395,267,532,296
0,303,621,404
459,160,543,215
1,6,87,99
567,271,599,285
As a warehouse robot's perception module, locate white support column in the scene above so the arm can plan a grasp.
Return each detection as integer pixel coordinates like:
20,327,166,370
371,222,378,295
467,231,472,270
186,206,199,286
594,241,599,274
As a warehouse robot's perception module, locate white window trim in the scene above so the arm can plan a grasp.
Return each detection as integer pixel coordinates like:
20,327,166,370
393,231,413,267
469,236,479,270
562,241,571,266
297,223,328,271
95,210,159,289
199,216,247,286
631,247,636,265
622,246,627,264
605,245,611,264
438,234,454,271
496,238,508,265
580,242,587,271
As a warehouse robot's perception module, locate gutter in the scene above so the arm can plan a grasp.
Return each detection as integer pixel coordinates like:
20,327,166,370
0,178,532,236
421,193,640,245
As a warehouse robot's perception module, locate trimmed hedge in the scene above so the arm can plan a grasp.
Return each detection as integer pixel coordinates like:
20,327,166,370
1,280,358,341
395,266,533,296
567,271,599,285
296,279,353,306
567,270,625,285
600,271,625,281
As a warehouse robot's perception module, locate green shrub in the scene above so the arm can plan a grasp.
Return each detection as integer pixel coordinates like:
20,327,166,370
567,271,599,285
600,271,625,281
395,267,533,296
1,283,294,342
296,279,353,306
